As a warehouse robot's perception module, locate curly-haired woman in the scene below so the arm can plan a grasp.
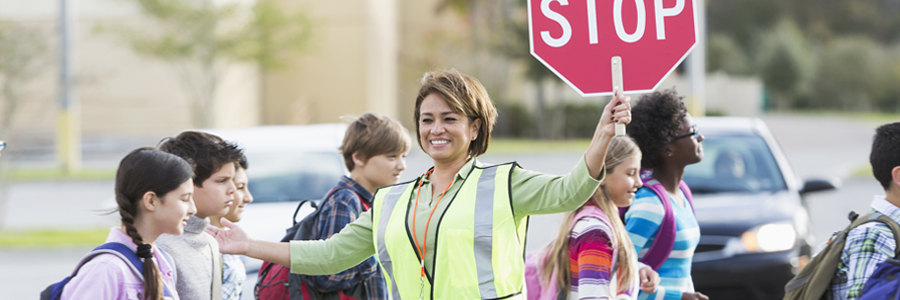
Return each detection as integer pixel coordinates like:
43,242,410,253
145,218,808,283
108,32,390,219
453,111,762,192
624,89,707,300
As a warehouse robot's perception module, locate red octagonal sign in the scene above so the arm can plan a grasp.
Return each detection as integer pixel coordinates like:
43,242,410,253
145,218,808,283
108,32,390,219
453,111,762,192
529,0,698,96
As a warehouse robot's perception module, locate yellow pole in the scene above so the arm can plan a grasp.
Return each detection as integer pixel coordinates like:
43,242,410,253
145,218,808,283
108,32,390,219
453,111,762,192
56,109,82,174
57,0,81,175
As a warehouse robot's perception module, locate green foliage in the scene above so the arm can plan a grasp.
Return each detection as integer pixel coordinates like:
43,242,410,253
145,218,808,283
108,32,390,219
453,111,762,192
103,0,312,127
0,23,48,134
494,101,535,138
789,0,900,43
110,0,310,68
707,0,900,112
756,20,816,102
245,0,313,70
707,0,785,52
811,37,900,111
500,0,557,82
707,34,751,75
494,100,607,139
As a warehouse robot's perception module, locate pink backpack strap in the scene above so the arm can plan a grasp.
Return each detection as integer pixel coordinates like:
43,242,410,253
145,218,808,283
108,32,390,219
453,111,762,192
633,171,696,271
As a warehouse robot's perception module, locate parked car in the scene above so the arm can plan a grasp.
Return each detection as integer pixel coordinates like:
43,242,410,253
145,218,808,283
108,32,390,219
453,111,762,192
685,117,838,300
205,124,348,272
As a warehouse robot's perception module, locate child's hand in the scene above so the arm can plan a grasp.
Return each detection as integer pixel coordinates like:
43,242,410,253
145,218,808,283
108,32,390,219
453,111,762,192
639,266,660,294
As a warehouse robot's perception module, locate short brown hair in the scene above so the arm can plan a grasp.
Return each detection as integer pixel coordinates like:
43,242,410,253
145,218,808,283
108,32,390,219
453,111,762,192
414,69,497,157
157,131,243,187
339,113,411,171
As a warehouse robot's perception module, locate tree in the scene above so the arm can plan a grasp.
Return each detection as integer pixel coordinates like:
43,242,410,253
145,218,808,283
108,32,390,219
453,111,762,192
105,0,312,128
756,19,816,110
0,22,48,138
0,22,49,229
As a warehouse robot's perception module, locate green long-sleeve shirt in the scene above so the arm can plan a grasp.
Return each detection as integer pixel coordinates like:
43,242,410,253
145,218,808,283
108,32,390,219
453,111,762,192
290,156,604,277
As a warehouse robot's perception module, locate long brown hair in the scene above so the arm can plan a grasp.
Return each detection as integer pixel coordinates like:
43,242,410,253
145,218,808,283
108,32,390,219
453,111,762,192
540,137,641,296
116,147,193,300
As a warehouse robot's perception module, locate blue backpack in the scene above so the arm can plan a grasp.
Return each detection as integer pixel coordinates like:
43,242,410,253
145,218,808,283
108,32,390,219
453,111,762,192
40,242,175,300
859,242,900,299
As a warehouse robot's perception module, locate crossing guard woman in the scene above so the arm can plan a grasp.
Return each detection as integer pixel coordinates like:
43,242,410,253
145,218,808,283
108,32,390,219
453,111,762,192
207,69,633,299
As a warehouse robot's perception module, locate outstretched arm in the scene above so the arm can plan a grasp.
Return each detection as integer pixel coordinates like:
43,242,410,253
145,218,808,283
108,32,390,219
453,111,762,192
207,213,377,275
205,219,291,267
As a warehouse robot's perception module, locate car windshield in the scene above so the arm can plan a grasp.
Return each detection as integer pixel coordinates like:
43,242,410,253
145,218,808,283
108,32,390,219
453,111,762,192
246,151,346,203
683,133,787,194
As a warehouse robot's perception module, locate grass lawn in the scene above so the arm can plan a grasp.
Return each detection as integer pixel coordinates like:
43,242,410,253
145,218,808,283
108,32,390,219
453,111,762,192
6,168,117,181
791,110,900,124
488,138,591,154
0,228,109,248
851,164,874,179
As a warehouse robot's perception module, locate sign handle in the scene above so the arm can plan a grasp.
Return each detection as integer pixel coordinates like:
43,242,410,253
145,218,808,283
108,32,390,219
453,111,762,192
611,56,625,137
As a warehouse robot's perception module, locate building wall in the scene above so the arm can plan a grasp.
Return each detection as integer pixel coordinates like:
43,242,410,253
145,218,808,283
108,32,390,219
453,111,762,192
0,0,260,144
262,0,370,125
263,0,468,131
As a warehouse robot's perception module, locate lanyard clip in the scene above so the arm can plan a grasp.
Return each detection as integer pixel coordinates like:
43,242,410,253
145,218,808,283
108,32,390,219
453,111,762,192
419,260,426,300
419,275,426,300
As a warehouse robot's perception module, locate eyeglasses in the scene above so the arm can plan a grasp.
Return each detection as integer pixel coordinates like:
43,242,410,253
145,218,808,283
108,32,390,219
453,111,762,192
673,125,699,141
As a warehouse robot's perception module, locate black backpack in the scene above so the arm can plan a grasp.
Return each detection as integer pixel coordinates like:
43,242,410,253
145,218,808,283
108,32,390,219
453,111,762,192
255,187,368,300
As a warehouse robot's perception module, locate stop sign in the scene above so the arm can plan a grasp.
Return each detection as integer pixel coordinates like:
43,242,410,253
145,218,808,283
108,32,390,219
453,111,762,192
528,0,698,96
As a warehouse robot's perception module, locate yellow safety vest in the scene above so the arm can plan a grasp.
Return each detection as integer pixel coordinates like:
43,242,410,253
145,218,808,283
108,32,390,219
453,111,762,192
371,163,528,300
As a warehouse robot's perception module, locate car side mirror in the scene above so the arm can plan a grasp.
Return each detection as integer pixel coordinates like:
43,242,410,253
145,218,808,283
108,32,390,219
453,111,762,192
800,178,840,195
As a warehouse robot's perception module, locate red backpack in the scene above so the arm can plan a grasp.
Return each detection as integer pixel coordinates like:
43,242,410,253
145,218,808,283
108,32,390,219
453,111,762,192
255,187,369,300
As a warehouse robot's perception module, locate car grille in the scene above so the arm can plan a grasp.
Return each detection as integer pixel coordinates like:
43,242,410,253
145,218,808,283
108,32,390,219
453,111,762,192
693,235,744,262
696,244,726,253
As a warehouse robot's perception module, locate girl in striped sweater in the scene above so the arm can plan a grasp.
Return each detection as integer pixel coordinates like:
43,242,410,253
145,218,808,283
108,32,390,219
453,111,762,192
624,89,707,300
533,137,660,300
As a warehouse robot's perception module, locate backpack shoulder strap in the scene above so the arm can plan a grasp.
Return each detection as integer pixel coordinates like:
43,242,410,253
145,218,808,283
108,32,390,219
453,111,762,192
639,177,676,271
74,242,174,298
785,212,890,299
80,243,144,278
870,213,900,258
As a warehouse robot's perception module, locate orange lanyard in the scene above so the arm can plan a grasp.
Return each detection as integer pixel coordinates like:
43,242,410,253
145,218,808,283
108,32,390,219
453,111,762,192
412,168,454,279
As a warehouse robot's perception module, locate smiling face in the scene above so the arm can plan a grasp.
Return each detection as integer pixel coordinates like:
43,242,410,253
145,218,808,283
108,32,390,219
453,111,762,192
223,167,253,223
418,93,480,165
598,153,643,207
153,178,196,235
192,162,236,219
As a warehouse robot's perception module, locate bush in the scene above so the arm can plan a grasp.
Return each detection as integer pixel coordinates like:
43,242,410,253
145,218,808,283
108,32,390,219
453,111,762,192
494,100,607,139
811,37,900,112
494,101,535,138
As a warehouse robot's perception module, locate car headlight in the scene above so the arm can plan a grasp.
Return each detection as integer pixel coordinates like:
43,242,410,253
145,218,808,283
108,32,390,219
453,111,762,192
741,222,796,252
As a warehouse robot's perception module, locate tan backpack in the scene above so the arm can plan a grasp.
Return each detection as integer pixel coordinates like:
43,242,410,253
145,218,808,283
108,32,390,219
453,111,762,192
783,212,900,300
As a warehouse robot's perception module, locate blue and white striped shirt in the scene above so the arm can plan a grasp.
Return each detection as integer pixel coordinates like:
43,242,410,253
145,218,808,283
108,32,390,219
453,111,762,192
625,187,701,300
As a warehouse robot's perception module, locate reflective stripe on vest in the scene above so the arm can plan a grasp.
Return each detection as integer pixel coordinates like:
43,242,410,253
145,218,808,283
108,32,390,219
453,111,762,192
372,162,527,300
